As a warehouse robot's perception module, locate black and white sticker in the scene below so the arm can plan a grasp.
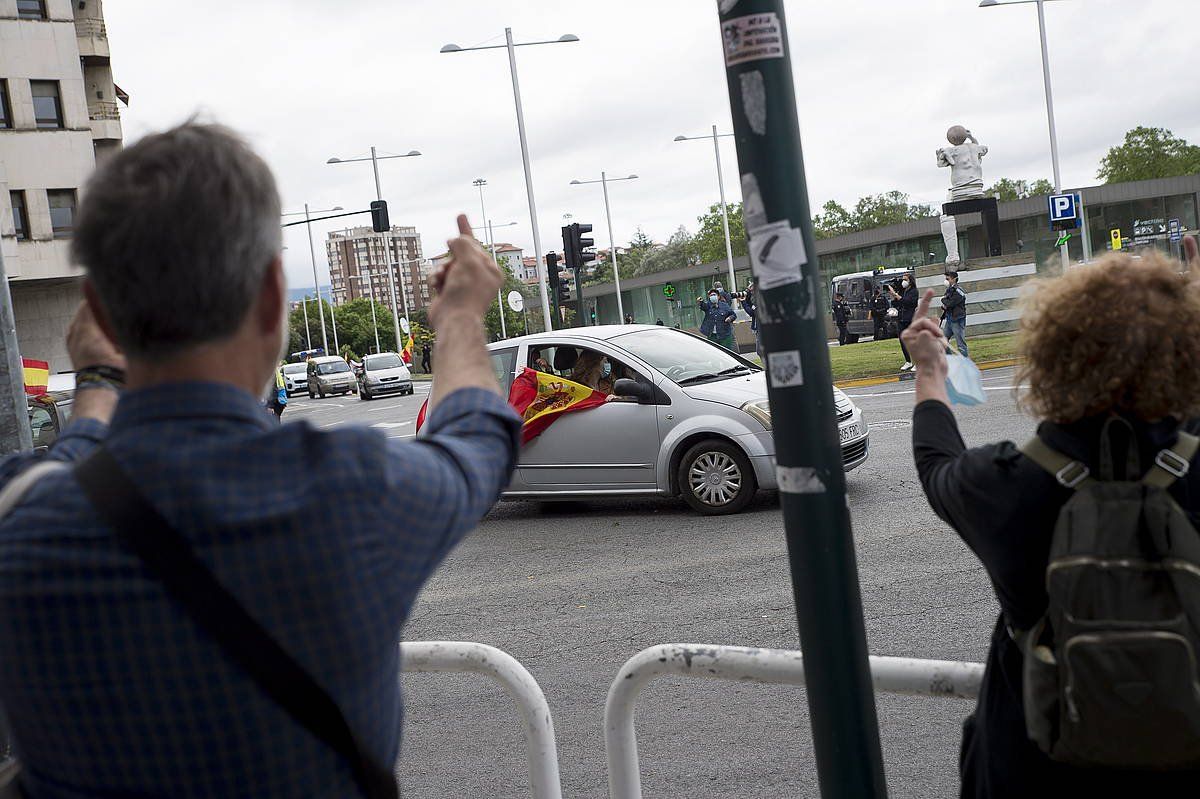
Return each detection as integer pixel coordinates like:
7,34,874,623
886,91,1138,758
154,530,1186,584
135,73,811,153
748,219,806,290
767,349,803,388
722,13,784,67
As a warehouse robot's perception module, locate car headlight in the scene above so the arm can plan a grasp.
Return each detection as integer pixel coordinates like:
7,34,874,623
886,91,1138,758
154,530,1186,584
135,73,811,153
741,400,772,430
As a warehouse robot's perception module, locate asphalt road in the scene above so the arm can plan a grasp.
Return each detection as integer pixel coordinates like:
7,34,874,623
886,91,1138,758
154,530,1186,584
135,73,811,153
287,367,1035,798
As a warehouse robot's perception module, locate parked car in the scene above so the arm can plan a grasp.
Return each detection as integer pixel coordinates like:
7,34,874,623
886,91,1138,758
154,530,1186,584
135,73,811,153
484,325,869,515
358,352,414,400
306,356,357,398
280,362,308,396
27,376,75,453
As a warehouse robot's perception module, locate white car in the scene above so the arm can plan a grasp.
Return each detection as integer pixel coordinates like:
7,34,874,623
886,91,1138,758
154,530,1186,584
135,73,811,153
486,326,869,515
280,362,308,396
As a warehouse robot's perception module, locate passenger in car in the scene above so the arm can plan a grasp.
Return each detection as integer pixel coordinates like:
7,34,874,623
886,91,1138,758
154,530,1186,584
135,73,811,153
570,350,609,392
528,348,551,373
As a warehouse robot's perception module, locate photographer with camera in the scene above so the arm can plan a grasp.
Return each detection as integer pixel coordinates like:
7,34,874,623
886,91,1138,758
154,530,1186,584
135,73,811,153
887,272,919,371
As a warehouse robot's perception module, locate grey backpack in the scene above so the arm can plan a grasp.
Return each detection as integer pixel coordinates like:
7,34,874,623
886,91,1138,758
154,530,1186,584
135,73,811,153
1018,425,1200,768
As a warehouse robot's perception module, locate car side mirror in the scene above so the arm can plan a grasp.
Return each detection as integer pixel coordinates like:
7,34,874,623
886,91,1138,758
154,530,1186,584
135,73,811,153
613,378,654,404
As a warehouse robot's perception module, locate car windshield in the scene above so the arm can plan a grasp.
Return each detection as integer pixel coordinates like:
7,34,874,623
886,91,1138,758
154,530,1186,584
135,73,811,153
612,329,757,385
317,361,351,375
282,364,306,375
365,354,404,370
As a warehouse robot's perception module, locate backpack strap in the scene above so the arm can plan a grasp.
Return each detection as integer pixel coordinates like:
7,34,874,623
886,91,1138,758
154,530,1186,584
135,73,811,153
0,460,68,519
1143,431,1200,489
1021,436,1094,490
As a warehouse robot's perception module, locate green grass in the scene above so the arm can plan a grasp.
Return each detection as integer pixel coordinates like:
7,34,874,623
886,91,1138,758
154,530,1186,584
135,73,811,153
826,331,1020,381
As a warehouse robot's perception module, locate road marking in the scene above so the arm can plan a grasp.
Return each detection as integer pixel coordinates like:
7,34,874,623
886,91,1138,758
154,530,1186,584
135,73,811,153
847,386,1018,398
372,421,413,429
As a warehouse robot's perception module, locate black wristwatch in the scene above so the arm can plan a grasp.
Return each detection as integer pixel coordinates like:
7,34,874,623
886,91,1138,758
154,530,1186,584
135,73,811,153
75,364,126,393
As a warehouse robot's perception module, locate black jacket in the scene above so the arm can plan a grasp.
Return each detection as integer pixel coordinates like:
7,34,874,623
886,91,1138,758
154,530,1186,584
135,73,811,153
913,400,1200,798
870,294,889,318
832,300,850,325
897,285,918,324
942,284,967,321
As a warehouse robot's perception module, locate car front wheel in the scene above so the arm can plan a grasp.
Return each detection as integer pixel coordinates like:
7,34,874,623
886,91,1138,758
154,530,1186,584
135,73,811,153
678,439,756,515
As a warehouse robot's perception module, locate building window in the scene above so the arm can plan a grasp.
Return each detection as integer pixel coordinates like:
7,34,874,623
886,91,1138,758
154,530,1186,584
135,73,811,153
16,0,46,19
0,81,11,129
31,81,64,129
47,189,76,237
10,192,29,241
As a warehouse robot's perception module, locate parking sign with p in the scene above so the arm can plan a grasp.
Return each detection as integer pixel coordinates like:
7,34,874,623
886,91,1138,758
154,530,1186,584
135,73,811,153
1048,192,1079,231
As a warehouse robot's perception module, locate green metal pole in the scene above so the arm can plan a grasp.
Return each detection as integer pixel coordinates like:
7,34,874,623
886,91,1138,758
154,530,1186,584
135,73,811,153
715,3,887,796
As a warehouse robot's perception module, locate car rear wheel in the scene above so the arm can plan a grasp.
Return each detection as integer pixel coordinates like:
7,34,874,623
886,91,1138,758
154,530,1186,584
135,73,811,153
678,439,756,515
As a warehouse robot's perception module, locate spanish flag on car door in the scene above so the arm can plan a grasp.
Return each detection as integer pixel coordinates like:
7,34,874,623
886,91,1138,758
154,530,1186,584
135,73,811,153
22,358,49,396
415,367,607,444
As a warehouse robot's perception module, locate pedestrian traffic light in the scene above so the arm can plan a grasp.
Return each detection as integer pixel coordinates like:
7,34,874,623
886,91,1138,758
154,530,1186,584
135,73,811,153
370,200,389,233
562,223,595,270
546,251,563,306
590,308,597,324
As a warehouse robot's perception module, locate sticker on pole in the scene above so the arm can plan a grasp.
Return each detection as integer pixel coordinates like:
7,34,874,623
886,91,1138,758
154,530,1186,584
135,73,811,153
748,220,807,290
721,13,784,67
767,350,803,388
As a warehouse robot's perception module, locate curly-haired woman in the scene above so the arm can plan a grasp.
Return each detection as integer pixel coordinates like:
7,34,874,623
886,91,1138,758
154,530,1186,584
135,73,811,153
904,244,1200,797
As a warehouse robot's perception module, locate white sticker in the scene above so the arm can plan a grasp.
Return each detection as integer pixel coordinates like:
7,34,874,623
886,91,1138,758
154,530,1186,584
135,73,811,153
739,71,766,135
767,350,803,388
777,466,825,494
740,173,767,230
748,220,807,290
717,0,740,13
722,13,785,67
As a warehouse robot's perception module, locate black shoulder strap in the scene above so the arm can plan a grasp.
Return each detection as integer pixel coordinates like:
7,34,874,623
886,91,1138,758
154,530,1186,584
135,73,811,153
74,448,397,799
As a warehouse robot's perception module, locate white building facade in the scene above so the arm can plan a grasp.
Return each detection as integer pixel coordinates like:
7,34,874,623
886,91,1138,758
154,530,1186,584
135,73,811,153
326,225,431,316
0,0,123,372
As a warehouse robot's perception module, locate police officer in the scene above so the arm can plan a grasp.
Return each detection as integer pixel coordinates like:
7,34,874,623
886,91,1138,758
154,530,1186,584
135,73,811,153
870,286,890,340
832,292,851,346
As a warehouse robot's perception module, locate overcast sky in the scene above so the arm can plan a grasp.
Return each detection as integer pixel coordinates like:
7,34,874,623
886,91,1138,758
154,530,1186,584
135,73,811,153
104,0,1198,292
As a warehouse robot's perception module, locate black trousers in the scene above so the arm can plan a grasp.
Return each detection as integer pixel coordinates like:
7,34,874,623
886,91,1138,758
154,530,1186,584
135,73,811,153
837,323,849,345
898,318,913,362
874,318,887,340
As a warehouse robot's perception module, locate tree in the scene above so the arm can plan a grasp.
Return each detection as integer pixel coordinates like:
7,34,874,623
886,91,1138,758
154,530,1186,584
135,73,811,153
1097,126,1200,184
811,191,932,239
288,297,337,356
331,297,396,357
636,226,695,276
851,190,934,230
985,177,1055,202
812,199,854,239
484,267,530,342
693,202,747,265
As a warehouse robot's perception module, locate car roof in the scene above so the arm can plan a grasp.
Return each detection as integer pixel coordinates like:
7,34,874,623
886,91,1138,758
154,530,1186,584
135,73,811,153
363,352,401,359
309,355,344,363
486,324,678,351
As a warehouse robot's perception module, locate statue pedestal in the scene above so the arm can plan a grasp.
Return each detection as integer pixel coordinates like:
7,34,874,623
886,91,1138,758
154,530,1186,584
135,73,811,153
942,197,1002,258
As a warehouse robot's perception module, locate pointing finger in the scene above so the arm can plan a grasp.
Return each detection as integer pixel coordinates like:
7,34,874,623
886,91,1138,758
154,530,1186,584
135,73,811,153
457,214,472,237
915,288,935,319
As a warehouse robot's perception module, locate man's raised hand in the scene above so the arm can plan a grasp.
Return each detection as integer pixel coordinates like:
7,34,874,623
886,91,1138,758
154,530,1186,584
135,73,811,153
429,214,504,330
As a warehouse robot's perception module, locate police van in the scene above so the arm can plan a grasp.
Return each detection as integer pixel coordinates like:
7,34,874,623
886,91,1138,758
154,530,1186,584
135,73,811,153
829,267,913,342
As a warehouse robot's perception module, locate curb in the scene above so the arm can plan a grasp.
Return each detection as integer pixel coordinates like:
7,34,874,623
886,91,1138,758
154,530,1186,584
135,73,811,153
834,358,1019,389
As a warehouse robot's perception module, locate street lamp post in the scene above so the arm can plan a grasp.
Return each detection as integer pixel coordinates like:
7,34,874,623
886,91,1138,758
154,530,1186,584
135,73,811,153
358,271,381,354
569,173,638,321
327,147,421,355
441,30,580,331
281,204,343,354
979,0,1070,269
675,127,738,290
473,178,508,339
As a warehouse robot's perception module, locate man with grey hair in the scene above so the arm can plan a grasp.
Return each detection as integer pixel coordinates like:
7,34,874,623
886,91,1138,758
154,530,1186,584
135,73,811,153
0,122,519,798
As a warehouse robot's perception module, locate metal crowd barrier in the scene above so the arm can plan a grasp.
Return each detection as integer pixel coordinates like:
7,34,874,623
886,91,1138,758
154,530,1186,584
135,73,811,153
603,643,985,799
401,641,562,799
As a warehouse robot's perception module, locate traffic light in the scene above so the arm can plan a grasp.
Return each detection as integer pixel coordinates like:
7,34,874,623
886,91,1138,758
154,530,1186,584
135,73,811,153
369,200,389,233
562,223,595,270
558,279,571,305
546,251,563,307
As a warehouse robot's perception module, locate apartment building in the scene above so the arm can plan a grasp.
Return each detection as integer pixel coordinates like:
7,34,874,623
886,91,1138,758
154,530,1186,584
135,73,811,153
0,0,123,372
326,225,431,317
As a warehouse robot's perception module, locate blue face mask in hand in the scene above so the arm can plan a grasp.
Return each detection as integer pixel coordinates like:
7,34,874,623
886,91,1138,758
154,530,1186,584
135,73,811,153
945,352,986,406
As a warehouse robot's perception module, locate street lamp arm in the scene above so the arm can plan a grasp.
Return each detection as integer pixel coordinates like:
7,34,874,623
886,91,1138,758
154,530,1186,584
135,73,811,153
674,133,735,142
327,152,421,164
440,36,580,53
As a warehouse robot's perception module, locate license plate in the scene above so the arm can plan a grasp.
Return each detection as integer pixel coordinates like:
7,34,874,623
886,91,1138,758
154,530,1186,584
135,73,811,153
839,422,861,443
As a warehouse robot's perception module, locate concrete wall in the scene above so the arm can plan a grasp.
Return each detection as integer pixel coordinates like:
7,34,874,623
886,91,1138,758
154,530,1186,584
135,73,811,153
11,278,81,373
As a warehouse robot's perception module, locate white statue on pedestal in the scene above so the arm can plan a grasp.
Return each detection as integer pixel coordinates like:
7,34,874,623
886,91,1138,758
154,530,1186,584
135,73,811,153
937,125,988,266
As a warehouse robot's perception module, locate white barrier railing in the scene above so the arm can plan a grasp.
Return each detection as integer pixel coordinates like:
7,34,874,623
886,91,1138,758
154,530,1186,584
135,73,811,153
604,643,985,799
400,641,562,799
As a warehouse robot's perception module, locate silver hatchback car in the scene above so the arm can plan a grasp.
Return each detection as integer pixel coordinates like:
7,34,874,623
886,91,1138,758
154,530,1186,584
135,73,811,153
487,325,869,515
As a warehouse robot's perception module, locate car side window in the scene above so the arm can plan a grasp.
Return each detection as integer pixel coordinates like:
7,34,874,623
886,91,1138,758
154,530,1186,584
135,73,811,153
490,348,517,394
30,406,55,450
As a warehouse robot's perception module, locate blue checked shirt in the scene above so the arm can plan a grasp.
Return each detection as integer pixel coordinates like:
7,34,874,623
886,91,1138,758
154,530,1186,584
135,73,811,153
0,382,520,798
